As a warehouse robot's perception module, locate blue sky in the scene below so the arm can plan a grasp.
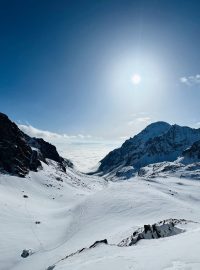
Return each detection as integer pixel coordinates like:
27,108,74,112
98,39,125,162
1,0,200,141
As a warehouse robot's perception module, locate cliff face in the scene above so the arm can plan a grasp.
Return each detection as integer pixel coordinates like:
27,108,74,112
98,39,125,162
0,113,72,177
0,113,41,176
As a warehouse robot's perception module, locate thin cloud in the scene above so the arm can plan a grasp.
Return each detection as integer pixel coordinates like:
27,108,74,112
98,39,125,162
128,116,151,126
193,122,200,128
136,117,151,123
18,124,92,142
180,74,200,86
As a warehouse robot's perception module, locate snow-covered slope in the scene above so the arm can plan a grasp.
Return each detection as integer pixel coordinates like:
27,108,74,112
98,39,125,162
137,160,200,180
1,114,200,270
0,161,107,270
46,176,200,270
137,139,200,180
1,162,200,270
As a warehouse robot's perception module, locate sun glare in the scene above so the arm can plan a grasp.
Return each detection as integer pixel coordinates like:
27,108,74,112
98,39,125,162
131,74,141,85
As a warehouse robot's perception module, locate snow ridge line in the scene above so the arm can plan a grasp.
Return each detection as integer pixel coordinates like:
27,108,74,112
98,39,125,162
46,219,191,270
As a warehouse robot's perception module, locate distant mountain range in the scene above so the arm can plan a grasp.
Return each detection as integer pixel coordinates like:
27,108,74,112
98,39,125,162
98,121,200,179
1,112,200,180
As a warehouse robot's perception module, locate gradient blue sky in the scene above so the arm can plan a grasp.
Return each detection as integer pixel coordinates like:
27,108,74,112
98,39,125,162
1,0,200,140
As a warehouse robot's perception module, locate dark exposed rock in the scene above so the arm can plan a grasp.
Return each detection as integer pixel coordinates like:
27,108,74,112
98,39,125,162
182,140,200,161
144,224,151,233
26,136,67,172
55,177,63,182
26,136,59,163
115,166,136,179
0,112,73,177
46,238,108,269
89,239,108,248
118,219,185,247
47,266,55,270
21,249,33,258
0,113,41,177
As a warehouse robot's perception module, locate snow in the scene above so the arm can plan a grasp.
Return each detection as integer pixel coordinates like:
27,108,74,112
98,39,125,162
99,122,200,178
138,160,200,180
0,162,200,270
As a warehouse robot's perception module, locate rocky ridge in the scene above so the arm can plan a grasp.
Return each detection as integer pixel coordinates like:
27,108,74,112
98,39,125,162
99,122,200,179
0,113,72,177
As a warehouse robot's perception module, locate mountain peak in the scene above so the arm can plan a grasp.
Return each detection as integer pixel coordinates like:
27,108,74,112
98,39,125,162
145,121,171,129
99,121,200,178
142,121,171,136
0,112,9,120
127,121,171,144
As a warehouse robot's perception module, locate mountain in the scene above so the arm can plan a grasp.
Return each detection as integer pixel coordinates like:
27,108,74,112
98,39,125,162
98,121,200,179
0,112,72,177
1,113,200,270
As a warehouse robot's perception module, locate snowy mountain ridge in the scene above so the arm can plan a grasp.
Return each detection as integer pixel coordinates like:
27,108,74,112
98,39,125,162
98,121,200,179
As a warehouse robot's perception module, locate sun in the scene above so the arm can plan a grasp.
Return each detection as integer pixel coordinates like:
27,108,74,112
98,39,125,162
131,73,141,85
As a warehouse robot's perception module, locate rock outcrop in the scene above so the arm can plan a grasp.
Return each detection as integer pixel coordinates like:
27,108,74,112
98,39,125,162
46,219,188,270
0,113,41,177
118,219,185,247
26,136,73,172
0,112,72,177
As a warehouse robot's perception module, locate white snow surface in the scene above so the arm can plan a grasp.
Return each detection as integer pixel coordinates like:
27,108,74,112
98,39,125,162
0,162,200,270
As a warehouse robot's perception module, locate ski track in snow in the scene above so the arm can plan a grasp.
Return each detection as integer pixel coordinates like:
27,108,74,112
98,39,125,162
0,163,200,270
